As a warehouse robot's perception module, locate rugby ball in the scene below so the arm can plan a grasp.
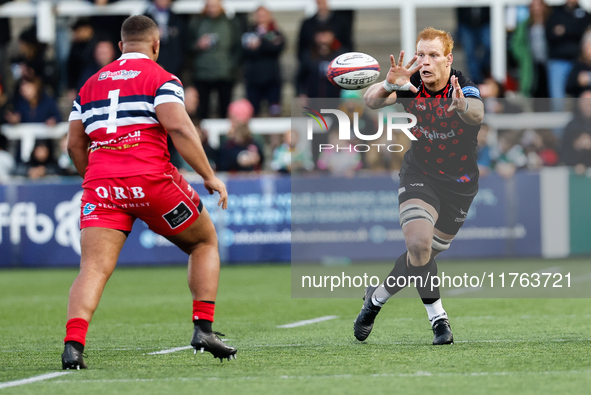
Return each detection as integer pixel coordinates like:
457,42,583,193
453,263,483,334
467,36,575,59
327,52,380,90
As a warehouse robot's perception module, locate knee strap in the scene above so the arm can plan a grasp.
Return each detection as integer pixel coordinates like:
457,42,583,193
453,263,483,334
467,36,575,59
399,204,435,228
432,234,453,252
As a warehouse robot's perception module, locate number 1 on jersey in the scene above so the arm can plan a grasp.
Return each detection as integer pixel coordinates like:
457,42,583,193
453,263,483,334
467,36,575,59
106,89,120,134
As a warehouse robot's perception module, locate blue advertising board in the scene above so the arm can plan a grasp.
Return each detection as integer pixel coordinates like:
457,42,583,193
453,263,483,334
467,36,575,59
291,172,541,262
0,175,291,267
0,171,541,267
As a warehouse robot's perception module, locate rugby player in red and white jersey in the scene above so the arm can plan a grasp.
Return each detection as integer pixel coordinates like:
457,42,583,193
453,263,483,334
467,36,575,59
61,16,236,369
354,28,484,345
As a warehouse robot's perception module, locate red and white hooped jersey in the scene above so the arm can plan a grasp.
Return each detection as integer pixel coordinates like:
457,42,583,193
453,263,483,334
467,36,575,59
69,52,184,182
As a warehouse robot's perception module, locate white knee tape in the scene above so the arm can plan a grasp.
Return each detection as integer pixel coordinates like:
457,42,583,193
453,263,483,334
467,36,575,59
399,204,435,227
432,234,453,252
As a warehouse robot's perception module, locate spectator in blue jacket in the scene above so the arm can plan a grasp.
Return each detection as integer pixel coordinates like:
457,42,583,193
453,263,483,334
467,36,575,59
5,76,62,164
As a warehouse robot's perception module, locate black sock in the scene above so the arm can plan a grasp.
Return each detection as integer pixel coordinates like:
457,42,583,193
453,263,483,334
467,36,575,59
408,257,441,303
194,319,212,333
65,340,84,353
383,252,411,295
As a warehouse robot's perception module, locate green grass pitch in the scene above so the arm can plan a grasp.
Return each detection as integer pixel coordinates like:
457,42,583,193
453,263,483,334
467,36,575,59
1,262,591,394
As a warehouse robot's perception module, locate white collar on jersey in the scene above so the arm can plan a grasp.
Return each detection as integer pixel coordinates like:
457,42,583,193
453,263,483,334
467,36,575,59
118,52,150,60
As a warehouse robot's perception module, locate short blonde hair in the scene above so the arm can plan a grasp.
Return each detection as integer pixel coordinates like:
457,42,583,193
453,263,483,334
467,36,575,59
416,27,454,56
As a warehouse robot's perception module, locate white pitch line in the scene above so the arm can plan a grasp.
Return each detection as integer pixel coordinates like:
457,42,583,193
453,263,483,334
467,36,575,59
0,372,71,390
43,369,591,385
277,315,338,328
147,346,193,355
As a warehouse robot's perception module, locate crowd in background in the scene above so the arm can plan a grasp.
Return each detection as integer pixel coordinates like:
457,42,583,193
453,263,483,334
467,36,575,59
0,0,590,180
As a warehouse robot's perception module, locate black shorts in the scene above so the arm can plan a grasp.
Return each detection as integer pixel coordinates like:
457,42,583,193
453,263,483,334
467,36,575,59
398,163,478,235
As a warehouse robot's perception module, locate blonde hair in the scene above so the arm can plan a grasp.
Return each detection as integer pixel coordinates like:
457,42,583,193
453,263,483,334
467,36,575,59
416,27,454,56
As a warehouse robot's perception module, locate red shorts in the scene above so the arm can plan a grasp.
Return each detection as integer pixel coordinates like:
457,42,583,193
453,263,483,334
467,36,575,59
80,168,203,236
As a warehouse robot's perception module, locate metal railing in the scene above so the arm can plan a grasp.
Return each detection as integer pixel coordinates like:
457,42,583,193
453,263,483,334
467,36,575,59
2,110,574,161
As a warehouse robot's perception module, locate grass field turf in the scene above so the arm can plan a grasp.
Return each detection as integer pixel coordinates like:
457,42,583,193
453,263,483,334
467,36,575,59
1,262,591,394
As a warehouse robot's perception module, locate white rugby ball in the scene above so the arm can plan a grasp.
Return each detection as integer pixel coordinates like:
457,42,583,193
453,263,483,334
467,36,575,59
327,52,380,90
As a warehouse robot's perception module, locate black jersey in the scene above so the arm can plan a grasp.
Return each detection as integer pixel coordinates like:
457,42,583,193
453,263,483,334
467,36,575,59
396,69,482,190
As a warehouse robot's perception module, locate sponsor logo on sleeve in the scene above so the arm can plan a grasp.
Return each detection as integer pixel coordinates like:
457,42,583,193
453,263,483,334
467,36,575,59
461,86,481,99
82,203,96,215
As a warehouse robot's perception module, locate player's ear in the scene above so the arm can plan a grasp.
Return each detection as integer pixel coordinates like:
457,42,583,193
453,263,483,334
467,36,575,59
118,41,123,53
153,39,160,56
447,53,453,67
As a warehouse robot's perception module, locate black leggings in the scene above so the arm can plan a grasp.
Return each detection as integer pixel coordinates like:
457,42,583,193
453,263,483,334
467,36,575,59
194,79,234,119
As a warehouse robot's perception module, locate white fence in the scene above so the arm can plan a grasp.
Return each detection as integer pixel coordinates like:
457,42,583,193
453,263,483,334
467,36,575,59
2,111,574,161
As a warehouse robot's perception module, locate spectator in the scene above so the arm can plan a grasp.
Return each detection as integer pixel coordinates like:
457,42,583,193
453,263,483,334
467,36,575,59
335,90,382,170
227,97,253,126
216,99,264,172
297,27,344,105
337,90,375,130
476,123,494,177
566,30,591,98
242,6,285,116
521,129,559,168
5,76,62,164
491,131,528,179
67,19,96,101
297,0,353,62
86,0,126,52
22,141,60,179
216,124,264,172
545,0,591,102
479,77,523,114
270,130,292,173
144,0,188,76
510,0,551,98
6,76,61,126
77,40,116,89
0,133,14,182
188,0,241,119
561,90,591,174
270,130,314,174
456,7,491,84
10,26,55,90
317,130,362,177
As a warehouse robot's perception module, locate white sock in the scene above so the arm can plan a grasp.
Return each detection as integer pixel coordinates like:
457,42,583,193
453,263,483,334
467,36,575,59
371,283,393,307
424,299,447,327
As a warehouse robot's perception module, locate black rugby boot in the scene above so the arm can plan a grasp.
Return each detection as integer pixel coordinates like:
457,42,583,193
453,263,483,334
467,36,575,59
432,318,454,345
61,341,88,370
191,326,237,362
353,286,381,341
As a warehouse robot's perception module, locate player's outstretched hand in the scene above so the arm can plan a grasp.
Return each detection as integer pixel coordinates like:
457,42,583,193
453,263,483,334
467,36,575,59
204,176,228,210
447,75,468,114
386,51,422,93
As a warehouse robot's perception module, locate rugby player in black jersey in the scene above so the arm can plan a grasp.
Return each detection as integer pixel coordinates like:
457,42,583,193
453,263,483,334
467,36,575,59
353,27,484,345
